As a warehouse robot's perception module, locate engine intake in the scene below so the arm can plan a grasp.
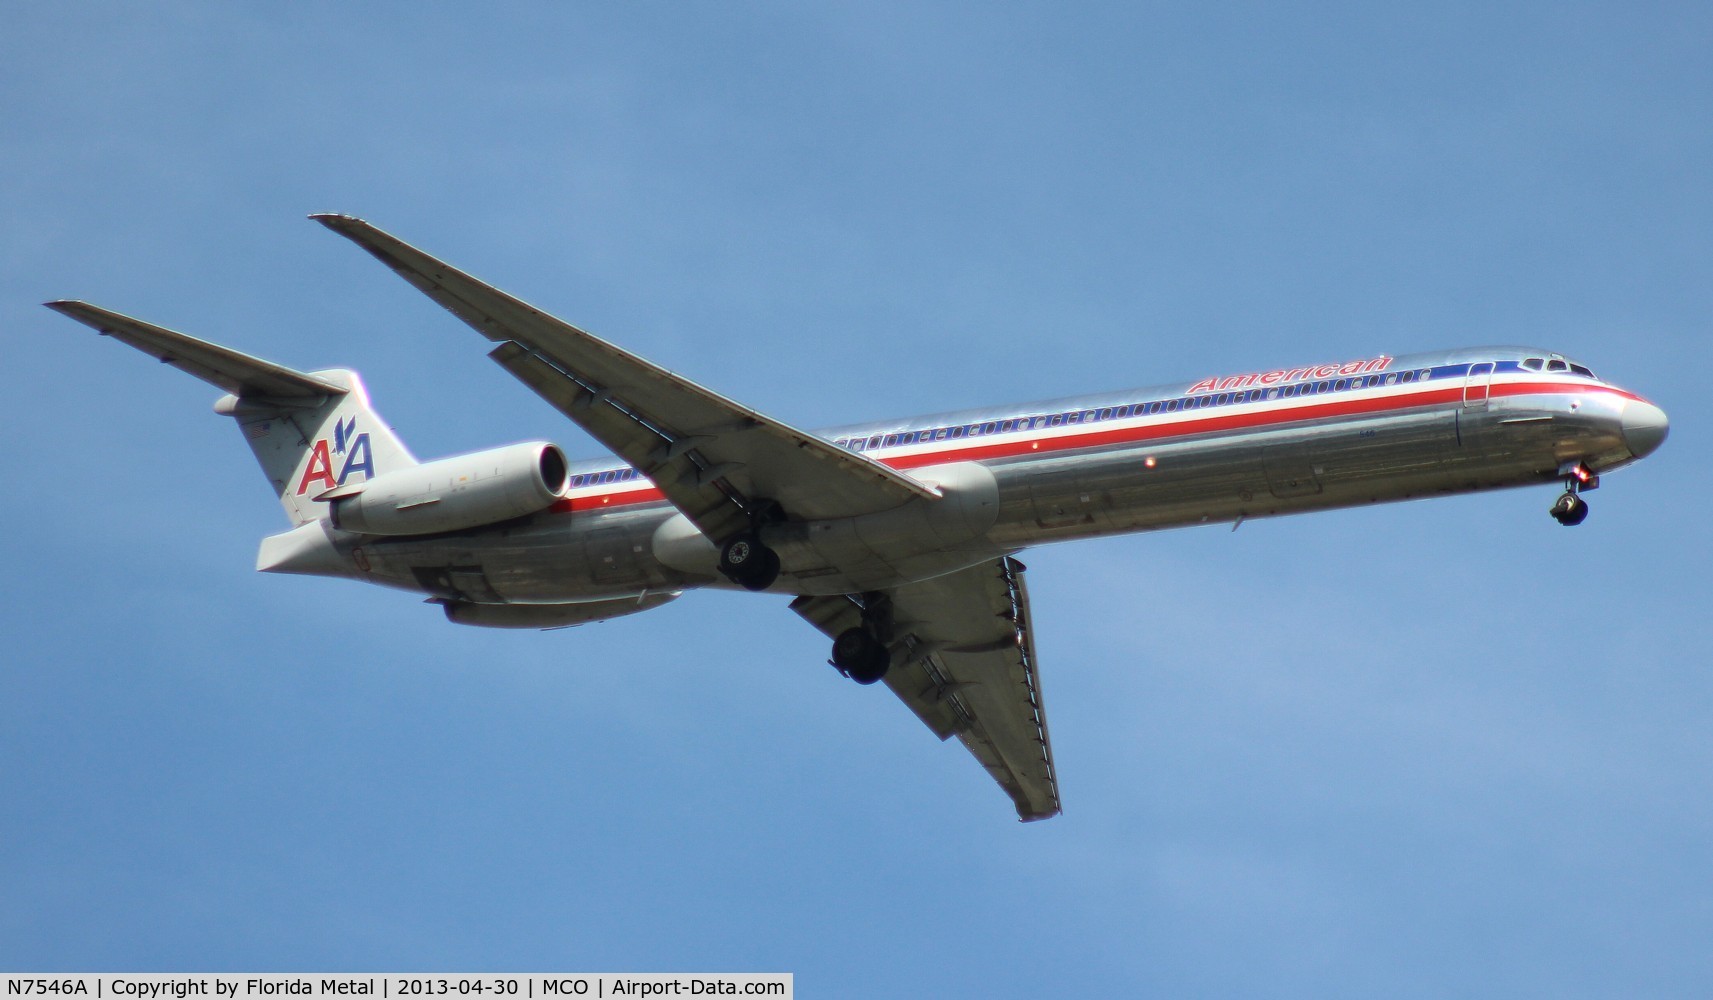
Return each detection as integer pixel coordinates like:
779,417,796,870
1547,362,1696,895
329,441,568,535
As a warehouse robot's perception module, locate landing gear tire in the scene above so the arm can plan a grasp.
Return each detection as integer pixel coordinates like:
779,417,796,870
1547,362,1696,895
831,627,890,685
1550,492,1589,526
719,533,780,591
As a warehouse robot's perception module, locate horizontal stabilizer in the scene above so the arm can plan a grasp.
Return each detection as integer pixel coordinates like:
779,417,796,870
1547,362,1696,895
45,300,345,399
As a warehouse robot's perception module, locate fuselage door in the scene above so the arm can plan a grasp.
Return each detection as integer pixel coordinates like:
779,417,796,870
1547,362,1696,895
1262,445,1322,498
1463,361,1495,409
585,525,636,585
1027,473,1098,529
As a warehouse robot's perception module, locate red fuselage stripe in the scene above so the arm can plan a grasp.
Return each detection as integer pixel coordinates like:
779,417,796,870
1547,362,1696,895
549,381,1637,514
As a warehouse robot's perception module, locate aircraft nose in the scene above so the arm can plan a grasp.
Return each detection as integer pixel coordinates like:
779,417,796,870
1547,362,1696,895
1622,399,1669,458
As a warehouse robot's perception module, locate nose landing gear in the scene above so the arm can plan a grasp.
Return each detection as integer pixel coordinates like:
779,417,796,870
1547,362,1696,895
1550,462,1597,526
1550,490,1589,526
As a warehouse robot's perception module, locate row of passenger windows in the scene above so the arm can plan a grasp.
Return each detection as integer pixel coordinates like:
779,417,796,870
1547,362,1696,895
566,358,1570,486
832,368,1441,452
570,467,647,488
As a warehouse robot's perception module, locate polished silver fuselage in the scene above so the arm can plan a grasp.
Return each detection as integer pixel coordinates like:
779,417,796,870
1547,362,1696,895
338,346,1660,606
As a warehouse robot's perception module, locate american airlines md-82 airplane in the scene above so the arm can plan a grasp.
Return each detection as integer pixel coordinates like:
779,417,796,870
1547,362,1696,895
49,215,1669,821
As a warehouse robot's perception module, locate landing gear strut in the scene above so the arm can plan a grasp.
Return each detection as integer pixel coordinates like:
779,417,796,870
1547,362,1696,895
719,532,780,591
1550,462,1595,526
831,626,891,685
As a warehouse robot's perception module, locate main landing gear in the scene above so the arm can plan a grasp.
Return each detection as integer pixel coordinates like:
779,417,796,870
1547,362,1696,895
718,499,786,591
831,626,891,685
718,532,780,591
1550,462,1597,527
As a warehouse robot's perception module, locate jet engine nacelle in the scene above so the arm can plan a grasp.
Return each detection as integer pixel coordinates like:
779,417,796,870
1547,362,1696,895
328,441,568,536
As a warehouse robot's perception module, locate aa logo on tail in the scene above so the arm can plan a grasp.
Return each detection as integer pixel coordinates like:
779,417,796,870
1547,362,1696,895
296,416,375,495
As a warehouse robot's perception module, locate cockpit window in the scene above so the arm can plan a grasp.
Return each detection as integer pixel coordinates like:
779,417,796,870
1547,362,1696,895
1547,359,1568,372
1570,363,1595,378
1522,358,1544,371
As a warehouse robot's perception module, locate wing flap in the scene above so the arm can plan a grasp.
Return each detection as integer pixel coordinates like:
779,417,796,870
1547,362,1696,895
491,340,749,540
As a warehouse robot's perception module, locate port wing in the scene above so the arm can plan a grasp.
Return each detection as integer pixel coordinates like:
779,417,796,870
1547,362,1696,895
313,214,937,544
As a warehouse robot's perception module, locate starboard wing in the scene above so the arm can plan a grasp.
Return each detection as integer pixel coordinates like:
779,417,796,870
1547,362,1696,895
792,556,1061,821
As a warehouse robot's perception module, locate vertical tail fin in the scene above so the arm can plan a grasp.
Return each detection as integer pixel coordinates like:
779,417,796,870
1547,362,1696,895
45,301,415,526
220,369,415,525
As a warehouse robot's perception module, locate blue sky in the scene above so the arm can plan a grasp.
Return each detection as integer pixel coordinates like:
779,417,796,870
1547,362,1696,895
3,3,1709,995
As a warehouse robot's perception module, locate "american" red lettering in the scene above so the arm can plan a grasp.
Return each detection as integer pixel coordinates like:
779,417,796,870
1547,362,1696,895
1187,355,1392,394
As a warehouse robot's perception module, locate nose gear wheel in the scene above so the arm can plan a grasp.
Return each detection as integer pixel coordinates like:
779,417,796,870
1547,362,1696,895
1550,491,1589,526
